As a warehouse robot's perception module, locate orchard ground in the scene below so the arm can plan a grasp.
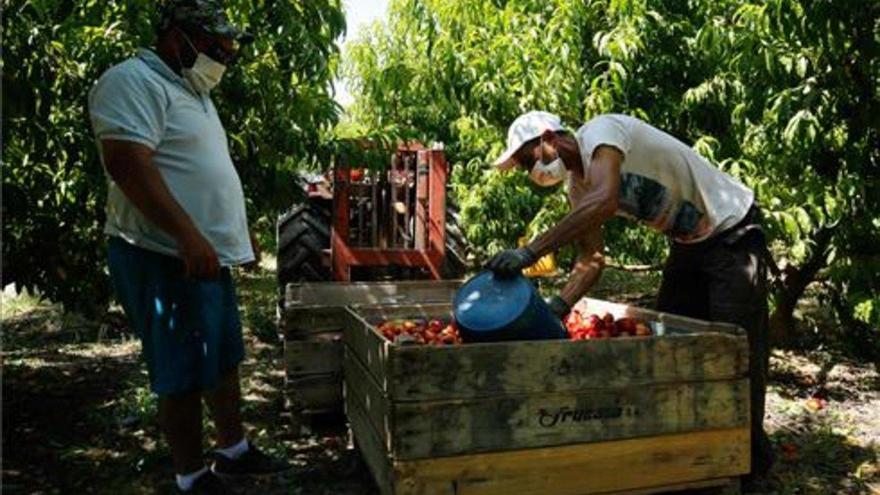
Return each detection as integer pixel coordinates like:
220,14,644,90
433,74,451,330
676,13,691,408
2,261,878,494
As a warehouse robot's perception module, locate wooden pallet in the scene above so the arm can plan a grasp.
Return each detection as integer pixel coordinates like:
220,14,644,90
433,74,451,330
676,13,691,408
281,281,461,416
343,298,751,494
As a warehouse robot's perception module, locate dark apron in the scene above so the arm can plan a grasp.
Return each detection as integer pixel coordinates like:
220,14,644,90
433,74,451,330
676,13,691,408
657,204,775,476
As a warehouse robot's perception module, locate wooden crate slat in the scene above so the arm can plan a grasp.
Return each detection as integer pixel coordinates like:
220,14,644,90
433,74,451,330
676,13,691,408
283,283,456,340
282,306,349,340
390,379,749,459
344,347,393,452
391,427,750,495
285,339,343,376
285,373,343,413
285,280,460,307
390,333,749,400
345,382,398,495
343,305,399,390
347,304,748,401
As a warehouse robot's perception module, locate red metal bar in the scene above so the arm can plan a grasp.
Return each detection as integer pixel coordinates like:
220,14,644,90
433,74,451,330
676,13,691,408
344,248,442,267
332,161,352,281
428,149,447,262
415,151,428,250
331,230,351,281
331,144,447,282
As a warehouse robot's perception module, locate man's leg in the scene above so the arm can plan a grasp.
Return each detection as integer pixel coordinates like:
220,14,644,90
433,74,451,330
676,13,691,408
703,233,773,478
204,367,245,449
199,270,288,477
205,367,288,476
159,391,205,475
200,270,247,450
107,238,215,488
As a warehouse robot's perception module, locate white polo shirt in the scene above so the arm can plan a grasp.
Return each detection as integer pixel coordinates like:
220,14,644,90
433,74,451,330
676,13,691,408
568,114,754,244
88,49,254,266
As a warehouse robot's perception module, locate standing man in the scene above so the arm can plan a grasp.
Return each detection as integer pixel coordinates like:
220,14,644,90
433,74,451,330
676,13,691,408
487,111,773,483
88,1,285,492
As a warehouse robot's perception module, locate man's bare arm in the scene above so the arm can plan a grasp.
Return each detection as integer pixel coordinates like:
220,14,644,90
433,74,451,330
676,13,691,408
527,145,622,258
559,227,605,307
101,139,219,278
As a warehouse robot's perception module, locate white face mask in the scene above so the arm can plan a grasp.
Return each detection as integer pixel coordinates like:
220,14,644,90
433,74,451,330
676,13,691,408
178,29,227,93
528,140,566,187
183,53,226,93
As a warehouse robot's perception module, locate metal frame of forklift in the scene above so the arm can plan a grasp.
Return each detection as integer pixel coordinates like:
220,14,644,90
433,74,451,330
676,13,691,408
330,143,448,281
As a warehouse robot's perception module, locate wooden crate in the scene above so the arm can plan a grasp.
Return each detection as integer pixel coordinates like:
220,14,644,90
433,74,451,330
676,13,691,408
343,298,750,495
281,281,461,415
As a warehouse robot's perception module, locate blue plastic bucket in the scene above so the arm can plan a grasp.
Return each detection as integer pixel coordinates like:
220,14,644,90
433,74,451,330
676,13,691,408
453,271,568,343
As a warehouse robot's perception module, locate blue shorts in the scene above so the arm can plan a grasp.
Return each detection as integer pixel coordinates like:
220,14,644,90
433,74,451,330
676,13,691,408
108,237,245,396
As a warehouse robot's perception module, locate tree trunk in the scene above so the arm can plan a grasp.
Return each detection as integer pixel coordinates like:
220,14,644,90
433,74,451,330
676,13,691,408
769,227,834,346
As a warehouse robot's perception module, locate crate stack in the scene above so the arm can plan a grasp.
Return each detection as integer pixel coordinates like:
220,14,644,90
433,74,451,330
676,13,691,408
280,281,461,418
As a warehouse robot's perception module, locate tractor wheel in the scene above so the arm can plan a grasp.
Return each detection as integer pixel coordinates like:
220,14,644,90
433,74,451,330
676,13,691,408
277,201,332,287
442,204,469,279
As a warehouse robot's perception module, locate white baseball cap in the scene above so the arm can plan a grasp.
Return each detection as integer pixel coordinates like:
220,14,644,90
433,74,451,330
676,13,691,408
493,111,565,170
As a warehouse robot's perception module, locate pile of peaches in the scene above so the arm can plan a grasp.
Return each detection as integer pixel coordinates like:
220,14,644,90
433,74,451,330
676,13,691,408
565,311,653,340
376,318,462,345
374,311,654,345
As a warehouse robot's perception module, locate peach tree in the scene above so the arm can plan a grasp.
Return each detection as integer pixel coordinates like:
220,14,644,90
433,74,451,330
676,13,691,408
2,0,345,315
343,0,878,350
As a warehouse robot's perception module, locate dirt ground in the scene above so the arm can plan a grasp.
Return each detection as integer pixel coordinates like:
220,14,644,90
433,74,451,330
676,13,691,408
2,267,878,494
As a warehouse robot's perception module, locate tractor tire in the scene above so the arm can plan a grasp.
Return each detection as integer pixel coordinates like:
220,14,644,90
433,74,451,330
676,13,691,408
277,201,332,287
442,204,469,279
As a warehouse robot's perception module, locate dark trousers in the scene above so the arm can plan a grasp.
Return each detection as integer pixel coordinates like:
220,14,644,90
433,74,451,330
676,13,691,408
656,206,773,475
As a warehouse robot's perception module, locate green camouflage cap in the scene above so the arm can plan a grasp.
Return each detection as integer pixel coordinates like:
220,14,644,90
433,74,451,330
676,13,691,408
159,0,254,43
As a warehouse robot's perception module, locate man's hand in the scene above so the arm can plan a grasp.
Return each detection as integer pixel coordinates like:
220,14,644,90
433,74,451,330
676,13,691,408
243,230,262,272
178,229,220,279
486,247,538,278
101,139,220,279
547,295,571,320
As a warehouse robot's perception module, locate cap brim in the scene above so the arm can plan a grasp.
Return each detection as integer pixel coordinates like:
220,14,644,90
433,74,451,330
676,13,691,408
235,31,254,44
210,26,254,44
492,147,519,170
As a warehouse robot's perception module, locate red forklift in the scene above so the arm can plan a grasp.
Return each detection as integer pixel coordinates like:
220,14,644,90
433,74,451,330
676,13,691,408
276,142,467,285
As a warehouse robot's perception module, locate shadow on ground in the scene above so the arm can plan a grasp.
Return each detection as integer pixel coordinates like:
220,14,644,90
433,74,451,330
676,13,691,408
759,426,879,494
1,268,372,495
2,326,150,493
2,269,878,494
